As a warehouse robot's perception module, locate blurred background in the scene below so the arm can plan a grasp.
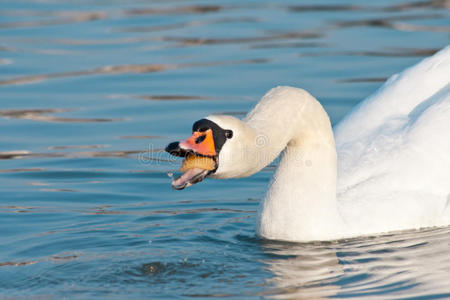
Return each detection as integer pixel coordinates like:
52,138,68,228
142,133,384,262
1,0,449,298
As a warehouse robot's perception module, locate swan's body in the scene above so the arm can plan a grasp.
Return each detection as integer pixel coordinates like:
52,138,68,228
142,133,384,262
167,46,450,242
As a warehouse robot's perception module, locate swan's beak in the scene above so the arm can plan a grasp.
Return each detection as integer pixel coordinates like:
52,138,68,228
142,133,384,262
165,129,216,157
179,129,216,157
165,129,218,190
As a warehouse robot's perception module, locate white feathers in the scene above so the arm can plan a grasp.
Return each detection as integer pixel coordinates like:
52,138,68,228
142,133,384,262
336,46,450,235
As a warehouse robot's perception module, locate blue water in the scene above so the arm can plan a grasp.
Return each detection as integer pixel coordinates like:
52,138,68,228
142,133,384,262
1,0,449,298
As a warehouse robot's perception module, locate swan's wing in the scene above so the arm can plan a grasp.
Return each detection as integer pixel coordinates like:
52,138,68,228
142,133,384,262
334,46,450,230
336,83,450,193
335,46,450,190
334,45,450,149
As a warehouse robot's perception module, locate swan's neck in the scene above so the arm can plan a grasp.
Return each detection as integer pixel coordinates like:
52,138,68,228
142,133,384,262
257,137,345,241
244,87,345,241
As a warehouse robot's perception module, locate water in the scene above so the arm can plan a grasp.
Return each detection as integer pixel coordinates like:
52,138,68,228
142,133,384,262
1,0,449,298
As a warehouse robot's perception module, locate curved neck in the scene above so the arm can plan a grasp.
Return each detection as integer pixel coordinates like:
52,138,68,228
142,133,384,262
243,87,345,241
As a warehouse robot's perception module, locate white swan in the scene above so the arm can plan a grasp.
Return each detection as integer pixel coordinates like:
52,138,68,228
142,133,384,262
166,46,450,242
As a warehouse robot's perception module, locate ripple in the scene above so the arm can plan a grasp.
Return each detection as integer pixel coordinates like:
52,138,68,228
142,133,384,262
50,253,80,262
135,95,211,101
0,59,268,86
48,145,108,150
0,151,31,160
108,93,250,102
383,0,450,12
123,5,223,16
39,188,79,193
162,31,322,46
0,205,37,212
0,149,159,160
287,4,363,12
141,261,168,275
345,48,440,57
249,41,325,49
0,64,169,86
118,135,164,140
0,260,38,267
0,108,120,122
300,47,440,59
388,22,450,32
41,37,155,46
338,77,388,83
286,1,450,14
0,43,80,56
117,17,259,34
334,13,445,31
0,11,107,29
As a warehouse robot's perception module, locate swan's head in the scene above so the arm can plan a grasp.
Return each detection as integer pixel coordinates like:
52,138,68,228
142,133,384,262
165,115,254,190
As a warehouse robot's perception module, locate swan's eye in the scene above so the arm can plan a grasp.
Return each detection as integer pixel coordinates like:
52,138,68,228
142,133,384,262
225,130,233,139
198,127,209,132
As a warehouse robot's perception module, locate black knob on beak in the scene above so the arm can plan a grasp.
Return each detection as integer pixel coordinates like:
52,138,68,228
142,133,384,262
165,141,189,157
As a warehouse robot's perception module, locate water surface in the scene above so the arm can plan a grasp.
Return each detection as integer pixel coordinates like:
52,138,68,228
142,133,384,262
1,0,450,298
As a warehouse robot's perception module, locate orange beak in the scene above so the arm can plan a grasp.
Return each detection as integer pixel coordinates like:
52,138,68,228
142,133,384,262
179,129,216,156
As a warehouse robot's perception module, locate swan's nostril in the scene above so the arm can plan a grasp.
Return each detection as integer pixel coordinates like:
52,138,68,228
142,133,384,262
195,134,206,144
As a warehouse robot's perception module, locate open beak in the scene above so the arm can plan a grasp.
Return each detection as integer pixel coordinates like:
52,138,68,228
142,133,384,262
165,129,218,190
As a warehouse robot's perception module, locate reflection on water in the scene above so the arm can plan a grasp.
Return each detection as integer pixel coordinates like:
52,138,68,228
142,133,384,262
0,0,449,298
262,242,342,299
262,226,450,299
